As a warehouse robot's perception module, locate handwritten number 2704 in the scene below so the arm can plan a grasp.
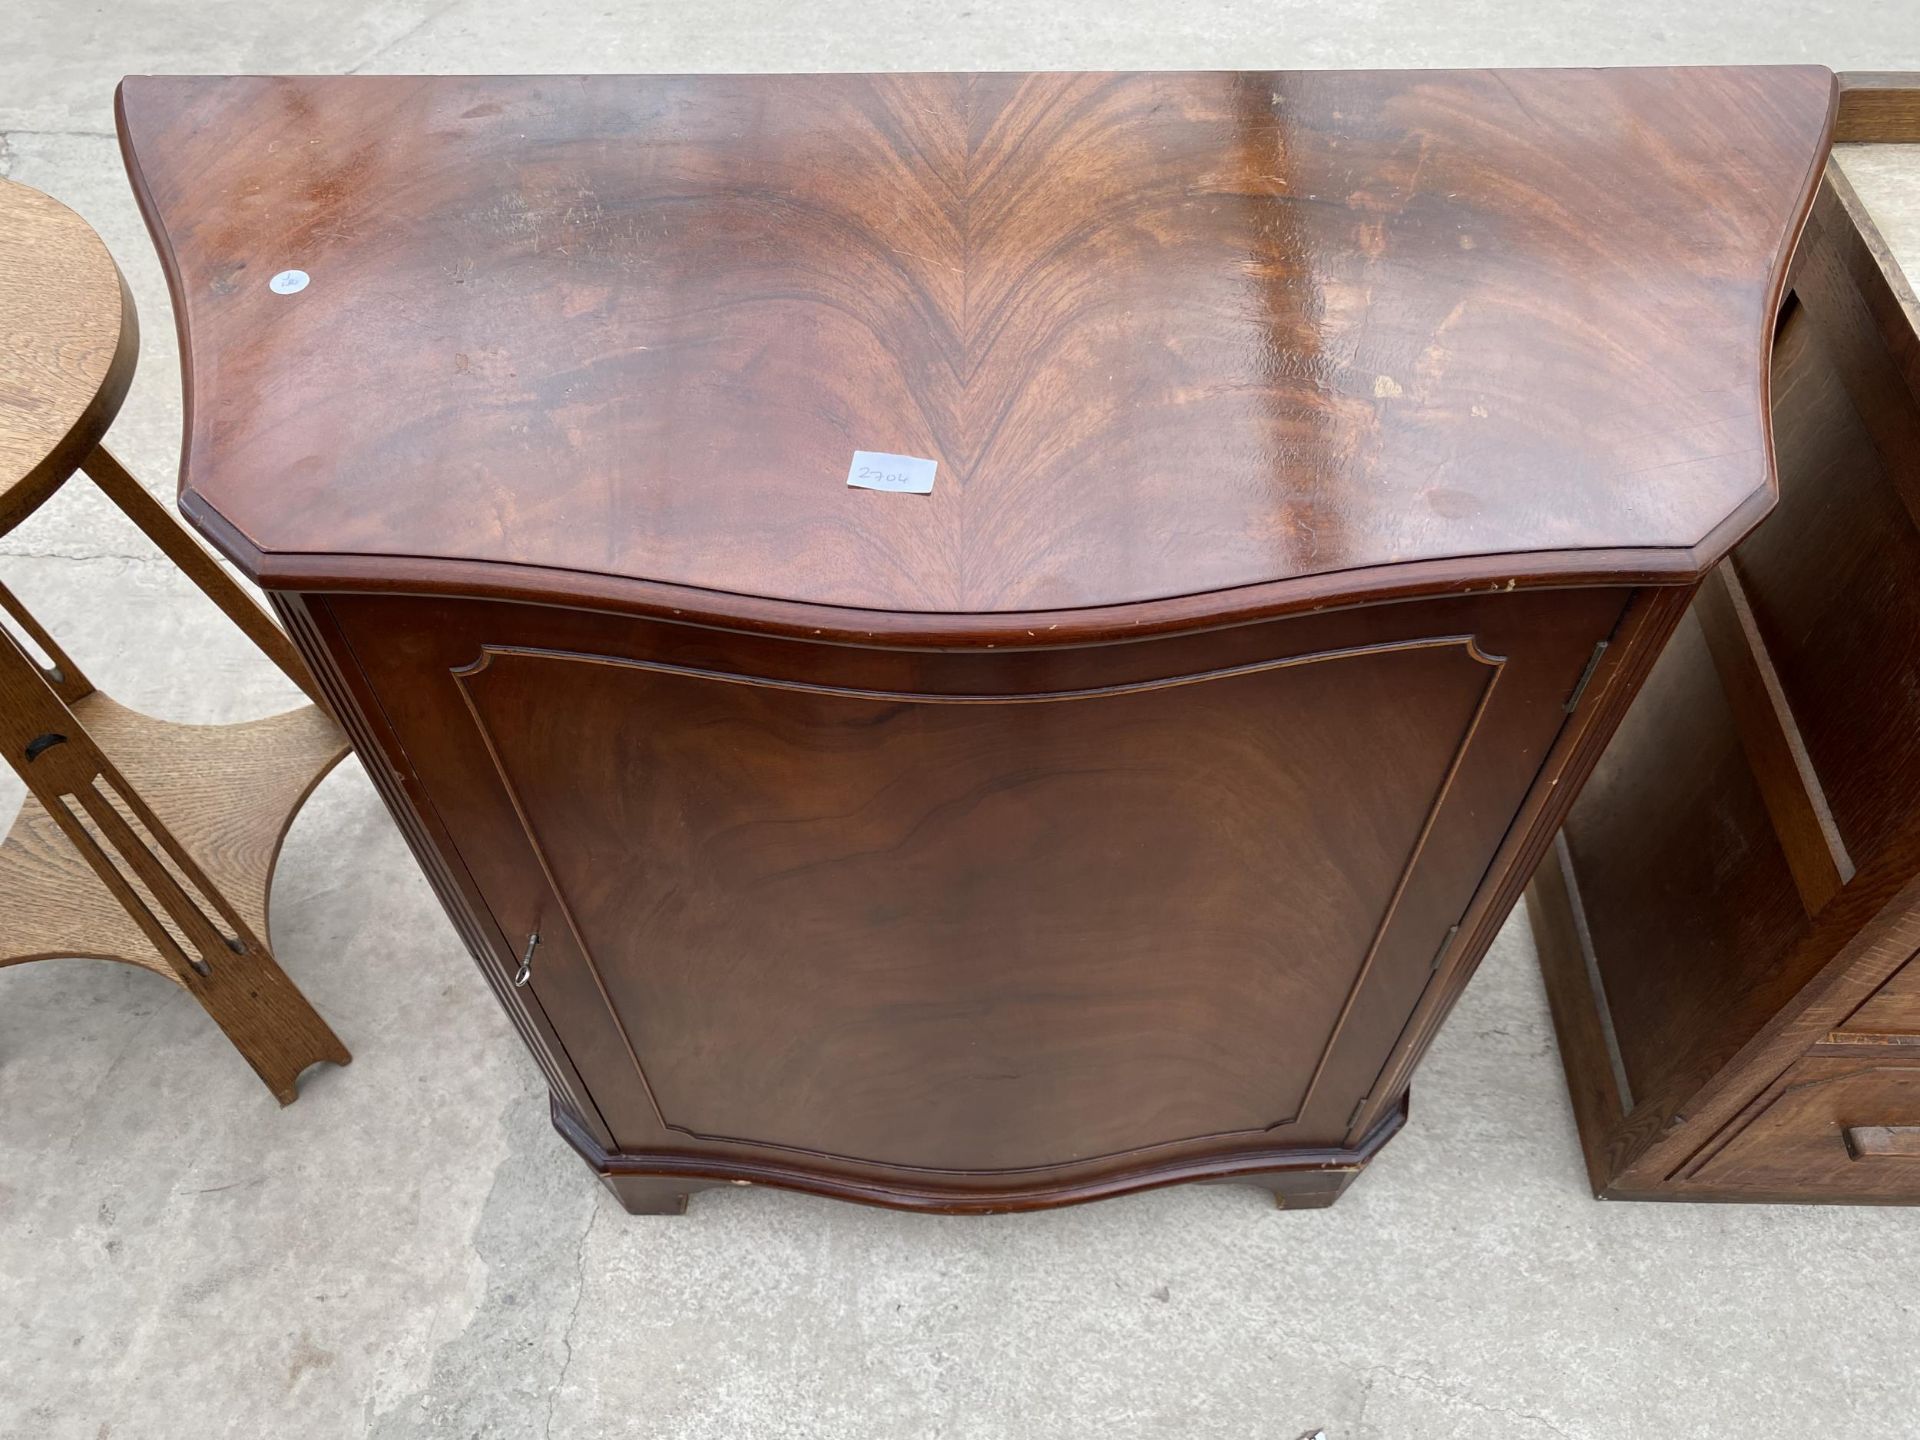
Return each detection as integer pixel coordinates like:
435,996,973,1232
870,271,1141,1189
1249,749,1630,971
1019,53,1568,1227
858,465,912,487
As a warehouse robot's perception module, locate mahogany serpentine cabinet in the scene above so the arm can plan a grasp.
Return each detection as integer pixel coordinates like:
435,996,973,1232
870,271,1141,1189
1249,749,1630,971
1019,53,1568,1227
118,68,1834,1214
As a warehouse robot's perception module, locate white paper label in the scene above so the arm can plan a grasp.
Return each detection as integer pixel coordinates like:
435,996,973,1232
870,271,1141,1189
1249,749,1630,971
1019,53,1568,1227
847,450,936,495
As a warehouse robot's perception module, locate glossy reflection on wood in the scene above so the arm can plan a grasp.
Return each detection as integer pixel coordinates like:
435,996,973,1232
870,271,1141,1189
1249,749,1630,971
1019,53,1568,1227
119,70,1834,1211
120,68,1832,625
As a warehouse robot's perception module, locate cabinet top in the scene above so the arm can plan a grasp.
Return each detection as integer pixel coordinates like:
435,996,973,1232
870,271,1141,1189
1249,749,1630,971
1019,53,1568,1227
119,69,1833,641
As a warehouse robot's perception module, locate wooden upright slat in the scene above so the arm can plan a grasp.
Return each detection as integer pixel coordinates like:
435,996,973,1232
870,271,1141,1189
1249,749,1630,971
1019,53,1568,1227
79,444,329,709
1693,565,1854,918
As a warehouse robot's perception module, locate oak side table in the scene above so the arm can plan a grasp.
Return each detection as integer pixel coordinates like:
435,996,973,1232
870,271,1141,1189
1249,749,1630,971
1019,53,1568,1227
0,175,349,1104
119,68,1834,1213
1527,74,1920,1203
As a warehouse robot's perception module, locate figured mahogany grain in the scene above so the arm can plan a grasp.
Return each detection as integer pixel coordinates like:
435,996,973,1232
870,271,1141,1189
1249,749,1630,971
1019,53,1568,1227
325,583,1623,1199
113,70,1837,1211
118,69,1833,627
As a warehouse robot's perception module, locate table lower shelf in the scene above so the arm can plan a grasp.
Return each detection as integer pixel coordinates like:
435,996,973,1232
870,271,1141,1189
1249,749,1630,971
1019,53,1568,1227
0,688,352,1100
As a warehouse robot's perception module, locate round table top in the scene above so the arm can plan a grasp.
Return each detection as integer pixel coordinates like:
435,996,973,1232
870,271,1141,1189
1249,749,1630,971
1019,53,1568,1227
0,176,138,533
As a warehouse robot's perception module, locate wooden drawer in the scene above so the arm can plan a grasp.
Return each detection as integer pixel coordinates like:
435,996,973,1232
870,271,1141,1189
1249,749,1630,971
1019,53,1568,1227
1835,950,1920,1042
1686,1058,1920,1201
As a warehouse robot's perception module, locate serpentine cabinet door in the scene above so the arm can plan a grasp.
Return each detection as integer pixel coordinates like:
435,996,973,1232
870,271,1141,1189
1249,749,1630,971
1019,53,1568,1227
319,583,1628,1188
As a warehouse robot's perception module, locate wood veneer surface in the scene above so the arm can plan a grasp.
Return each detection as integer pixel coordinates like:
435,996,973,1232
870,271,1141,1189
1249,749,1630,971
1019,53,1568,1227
118,68,1833,627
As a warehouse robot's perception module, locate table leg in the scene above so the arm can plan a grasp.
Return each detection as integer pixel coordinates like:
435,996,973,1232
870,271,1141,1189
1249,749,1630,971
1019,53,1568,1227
78,444,329,710
0,611,348,1102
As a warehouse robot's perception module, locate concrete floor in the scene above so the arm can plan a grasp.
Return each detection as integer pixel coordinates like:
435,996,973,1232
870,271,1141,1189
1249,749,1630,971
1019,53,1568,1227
5,3,1920,1437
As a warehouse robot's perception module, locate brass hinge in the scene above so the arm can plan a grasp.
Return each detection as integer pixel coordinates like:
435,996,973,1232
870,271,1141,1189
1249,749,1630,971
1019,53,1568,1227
1563,640,1610,713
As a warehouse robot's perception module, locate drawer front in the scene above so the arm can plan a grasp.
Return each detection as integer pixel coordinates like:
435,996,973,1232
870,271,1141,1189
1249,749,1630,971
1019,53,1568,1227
1835,949,1920,1043
1688,1057,1920,1200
